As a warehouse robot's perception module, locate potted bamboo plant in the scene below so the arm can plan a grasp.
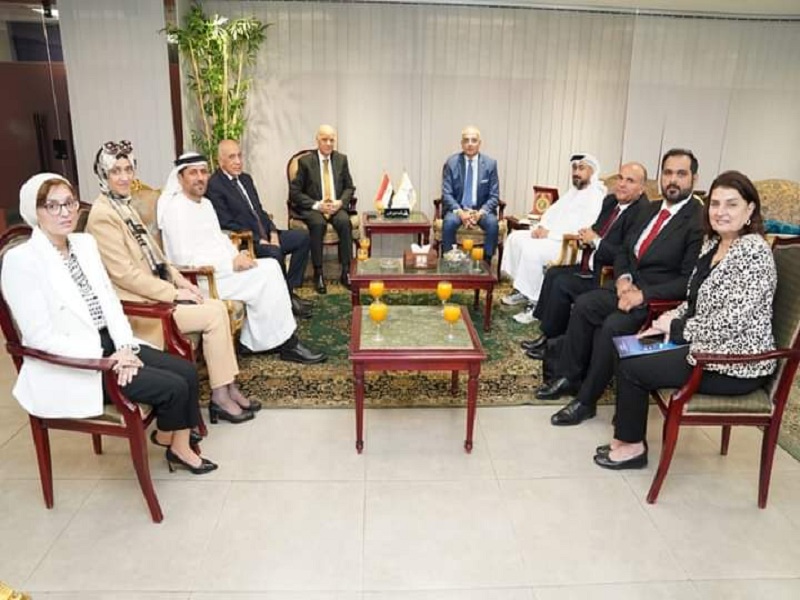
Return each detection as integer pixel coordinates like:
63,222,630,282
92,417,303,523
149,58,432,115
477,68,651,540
164,3,267,168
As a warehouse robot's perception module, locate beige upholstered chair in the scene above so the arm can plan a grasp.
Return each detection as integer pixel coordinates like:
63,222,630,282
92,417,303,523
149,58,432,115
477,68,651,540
647,237,800,508
285,149,361,260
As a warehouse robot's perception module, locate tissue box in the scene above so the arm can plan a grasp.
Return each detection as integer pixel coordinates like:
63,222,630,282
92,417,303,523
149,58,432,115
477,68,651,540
403,249,438,269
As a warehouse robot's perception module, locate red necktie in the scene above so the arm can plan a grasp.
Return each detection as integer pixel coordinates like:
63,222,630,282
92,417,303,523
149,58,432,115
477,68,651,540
637,208,671,260
580,205,621,273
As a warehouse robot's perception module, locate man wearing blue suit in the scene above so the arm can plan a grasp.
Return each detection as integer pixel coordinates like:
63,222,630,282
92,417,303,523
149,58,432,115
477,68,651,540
207,140,312,318
441,126,500,261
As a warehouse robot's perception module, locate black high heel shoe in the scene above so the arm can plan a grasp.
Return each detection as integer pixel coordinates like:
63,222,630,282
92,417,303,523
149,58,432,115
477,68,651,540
150,430,203,449
237,398,262,412
209,402,254,424
165,448,218,474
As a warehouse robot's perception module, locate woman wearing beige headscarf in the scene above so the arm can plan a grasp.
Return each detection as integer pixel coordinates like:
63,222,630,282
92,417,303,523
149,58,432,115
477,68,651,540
2,173,216,474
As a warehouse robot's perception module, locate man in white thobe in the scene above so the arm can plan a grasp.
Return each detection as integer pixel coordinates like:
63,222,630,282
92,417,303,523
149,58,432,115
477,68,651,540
500,153,606,324
158,153,326,364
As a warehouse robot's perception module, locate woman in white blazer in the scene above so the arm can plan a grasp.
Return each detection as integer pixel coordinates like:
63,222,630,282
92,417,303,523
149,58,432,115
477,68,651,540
1,173,217,475
594,171,777,470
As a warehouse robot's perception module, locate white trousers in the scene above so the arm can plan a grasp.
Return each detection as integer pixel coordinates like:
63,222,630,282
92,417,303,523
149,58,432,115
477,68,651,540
500,230,562,301
215,259,296,352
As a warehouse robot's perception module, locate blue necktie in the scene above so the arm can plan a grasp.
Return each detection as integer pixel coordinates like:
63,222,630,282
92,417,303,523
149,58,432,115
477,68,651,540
462,159,474,209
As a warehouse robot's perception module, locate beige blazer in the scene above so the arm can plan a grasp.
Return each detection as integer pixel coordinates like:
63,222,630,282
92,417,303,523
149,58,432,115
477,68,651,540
1,229,137,418
86,193,187,345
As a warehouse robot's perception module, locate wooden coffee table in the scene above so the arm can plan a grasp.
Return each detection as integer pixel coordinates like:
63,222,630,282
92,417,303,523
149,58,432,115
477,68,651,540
362,211,431,256
349,305,487,453
349,257,498,331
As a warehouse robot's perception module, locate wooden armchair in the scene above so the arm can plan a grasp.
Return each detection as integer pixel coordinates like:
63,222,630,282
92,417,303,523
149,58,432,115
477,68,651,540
0,226,163,522
431,198,507,277
285,149,361,260
646,236,800,508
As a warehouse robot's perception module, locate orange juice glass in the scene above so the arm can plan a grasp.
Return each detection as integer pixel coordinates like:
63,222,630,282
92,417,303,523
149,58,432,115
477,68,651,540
462,238,474,253
368,280,385,301
471,247,484,270
368,300,389,341
442,303,461,339
360,238,371,250
436,280,453,307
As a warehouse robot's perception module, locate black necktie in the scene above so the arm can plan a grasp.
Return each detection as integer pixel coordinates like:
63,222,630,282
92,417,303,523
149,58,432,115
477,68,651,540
233,177,269,239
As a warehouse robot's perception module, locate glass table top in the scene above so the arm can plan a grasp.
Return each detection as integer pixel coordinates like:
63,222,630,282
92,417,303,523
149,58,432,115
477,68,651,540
355,257,490,277
358,305,475,350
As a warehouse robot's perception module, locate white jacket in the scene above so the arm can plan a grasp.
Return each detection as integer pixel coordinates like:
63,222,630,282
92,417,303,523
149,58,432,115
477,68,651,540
1,229,139,418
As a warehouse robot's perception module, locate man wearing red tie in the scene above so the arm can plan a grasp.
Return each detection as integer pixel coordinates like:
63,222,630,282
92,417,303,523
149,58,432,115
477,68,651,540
540,149,704,426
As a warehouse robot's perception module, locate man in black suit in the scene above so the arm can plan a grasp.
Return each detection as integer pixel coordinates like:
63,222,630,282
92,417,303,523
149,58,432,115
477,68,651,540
540,149,704,427
521,162,649,359
207,139,312,318
289,124,355,294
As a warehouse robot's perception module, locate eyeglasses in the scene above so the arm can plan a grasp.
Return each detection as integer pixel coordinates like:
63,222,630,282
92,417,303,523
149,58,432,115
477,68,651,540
103,140,133,156
42,199,79,216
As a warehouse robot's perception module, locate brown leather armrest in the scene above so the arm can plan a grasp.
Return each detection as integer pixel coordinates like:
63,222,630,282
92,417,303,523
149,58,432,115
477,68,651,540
6,342,115,371
692,348,797,365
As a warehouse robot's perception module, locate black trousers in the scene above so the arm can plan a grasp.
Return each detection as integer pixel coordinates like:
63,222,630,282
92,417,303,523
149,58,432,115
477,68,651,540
615,346,770,442
533,266,597,338
557,287,649,408
253,229,311,291
100,329,201,432
297,209,352,270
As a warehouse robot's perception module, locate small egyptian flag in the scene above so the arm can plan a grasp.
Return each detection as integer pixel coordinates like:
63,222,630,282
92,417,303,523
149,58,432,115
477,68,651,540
374,171,394,209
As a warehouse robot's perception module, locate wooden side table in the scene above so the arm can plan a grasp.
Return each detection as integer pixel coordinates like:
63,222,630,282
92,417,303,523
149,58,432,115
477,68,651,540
362,211,431,256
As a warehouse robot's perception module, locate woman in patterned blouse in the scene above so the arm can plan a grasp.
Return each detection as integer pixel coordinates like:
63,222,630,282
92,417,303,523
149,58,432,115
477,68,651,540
2,173,217,475
594,171,777,470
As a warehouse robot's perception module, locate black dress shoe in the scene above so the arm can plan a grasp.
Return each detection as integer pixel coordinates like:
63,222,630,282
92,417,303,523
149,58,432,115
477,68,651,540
593,450,648,470
314,273,327,294
536,377,579,400
550,399,596,426
340,271,351,289
526,347,545,360
596,443,611,456
208,402,254,425
520,335,547,351
291,293,312,310
279,341,328,365
291,295,313,319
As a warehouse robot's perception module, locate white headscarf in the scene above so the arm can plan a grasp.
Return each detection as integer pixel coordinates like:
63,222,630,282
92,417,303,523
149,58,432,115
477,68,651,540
156,152,208,228
570,152,604,191
18,172,69,227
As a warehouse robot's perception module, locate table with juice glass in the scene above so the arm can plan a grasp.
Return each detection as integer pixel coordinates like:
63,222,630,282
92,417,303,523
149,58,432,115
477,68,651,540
349,305,486,453
349,256,498,331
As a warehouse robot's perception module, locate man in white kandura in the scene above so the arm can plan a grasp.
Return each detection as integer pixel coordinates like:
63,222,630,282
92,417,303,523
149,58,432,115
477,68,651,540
157,152,326,364
500,153,606,324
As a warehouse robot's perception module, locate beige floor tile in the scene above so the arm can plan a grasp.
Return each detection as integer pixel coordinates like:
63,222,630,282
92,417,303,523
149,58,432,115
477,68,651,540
364,590,535,599
692,579,800,599
197,481,364,591
480,406,631,478
192,594,361,600
0,479,96,586
0,406,27,447
37,594,189,599
531,581,699,600
228,408,365,481
364,409,496,481
363,480,526,590
625,473,800,579
766,469,800,527
25,479,231,592
501,477,685,586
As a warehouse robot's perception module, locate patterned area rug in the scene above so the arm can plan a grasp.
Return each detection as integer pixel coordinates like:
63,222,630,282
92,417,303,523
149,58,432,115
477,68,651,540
230,283,800,462
235,283,549,408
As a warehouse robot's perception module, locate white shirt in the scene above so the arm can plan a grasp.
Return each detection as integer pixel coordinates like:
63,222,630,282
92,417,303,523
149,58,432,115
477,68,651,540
538,182,606,242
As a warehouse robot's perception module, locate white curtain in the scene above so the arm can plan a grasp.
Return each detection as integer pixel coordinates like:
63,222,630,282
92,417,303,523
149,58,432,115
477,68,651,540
200,1,800,226
59,0,174,200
